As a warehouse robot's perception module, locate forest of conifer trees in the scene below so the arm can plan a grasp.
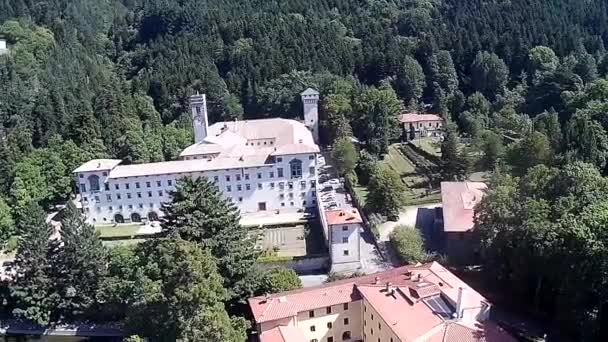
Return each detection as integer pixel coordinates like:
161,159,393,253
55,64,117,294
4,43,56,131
3,0,608,340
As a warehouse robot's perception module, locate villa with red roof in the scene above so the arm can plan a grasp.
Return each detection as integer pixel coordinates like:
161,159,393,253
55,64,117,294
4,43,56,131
439,181,487,264
249,262,514,342
398,112,444,140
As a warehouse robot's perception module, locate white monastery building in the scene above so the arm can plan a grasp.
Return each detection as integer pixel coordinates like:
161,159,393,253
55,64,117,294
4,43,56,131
74,89,321,224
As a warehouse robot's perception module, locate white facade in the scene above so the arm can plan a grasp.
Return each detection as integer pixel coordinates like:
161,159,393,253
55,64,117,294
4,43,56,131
74,91,321,224
0,39,7,55
329,222,362,264
74,154,318,224
301,88,320,143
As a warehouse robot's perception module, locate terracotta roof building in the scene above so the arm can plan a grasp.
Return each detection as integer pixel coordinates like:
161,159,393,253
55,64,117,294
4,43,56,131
399,112,444,140
439,181,487,264
325,209,364,266
249,262,514,342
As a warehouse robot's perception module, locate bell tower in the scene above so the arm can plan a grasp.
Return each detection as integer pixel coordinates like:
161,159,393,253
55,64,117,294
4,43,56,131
301,88,320,143
190,93,208,143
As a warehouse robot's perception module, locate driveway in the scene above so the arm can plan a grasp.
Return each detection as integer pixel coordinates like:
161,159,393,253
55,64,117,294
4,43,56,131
377,203,442,241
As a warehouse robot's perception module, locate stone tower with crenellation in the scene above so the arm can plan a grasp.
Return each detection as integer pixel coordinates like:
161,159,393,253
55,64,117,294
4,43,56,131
189,93,209,143
301,88,320,143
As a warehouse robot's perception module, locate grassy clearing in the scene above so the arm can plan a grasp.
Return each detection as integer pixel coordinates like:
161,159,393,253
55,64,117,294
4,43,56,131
382,144,415,175
95,224,142,238
412,138,441,157
353,185,369,207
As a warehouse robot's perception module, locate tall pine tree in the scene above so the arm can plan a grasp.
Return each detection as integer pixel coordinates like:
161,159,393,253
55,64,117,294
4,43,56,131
10,201,53,325
161,177,258,299
48,202,107,321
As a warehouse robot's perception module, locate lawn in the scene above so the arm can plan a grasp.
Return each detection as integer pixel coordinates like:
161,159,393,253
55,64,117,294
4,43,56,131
95,224,142,238
382,144,415,175
353,185,369,207
411,137,441,157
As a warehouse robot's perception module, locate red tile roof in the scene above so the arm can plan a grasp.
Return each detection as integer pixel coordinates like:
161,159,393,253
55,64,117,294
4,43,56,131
440,181,487,232
421,321,516,342
399,112,443,123
357,284,443,341
260,326,307,342
325,208,363,226
248,262,487,324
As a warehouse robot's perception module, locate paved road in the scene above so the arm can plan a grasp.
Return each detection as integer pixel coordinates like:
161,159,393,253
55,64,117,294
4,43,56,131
299,274,328,287
377,203,442,241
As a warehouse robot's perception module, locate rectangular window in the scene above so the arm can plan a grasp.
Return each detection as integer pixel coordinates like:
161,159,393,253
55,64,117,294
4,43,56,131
226,186,232,192
277,157,283,162
277,168,284,177
311,180,316,188
342,226,348,231
158,191,163,196
94,196,100,203
257,172,262,179
117,194,121,200
236,174,241,181
237,184,242,191
213,176,219,183
288,182,294,190
79,174,84,178
301,180,307,189
310,326,315,332
343,303,349,310
279,182,285,190
148,191,152,197
270,183,275,189
343,250,349,256
168,180,173,186
106,195,112,202
328,337,334,342
238,197,243,202
309,310,315,318
137,192,142,198
326,307,332,314
156,181,161,187
125,183,130,190
309,166,315,175
280,194,285,200
245,174,250,180
258,183,263,190
246,184,251,191
342,237,348,243
301,192,306,198
226,175,231,182
327,322,332,329
344,317,349,325
269,171,274,178
115,184,120,190
309,155,315,160
146,181,151,188
127,193,132,199
104,183,110,191
128,204,133,209
288,193,294,199
108,206,113,211
80,184,86,192
136,182,140,189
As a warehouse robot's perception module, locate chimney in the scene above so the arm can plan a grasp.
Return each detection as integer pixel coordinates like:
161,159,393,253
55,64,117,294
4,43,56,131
456,287,464,319
374,276,380,285
385,282,392,292
190,93,209,143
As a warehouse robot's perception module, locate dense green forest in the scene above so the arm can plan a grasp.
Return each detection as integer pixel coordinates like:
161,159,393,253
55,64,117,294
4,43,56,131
3,0,608,340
